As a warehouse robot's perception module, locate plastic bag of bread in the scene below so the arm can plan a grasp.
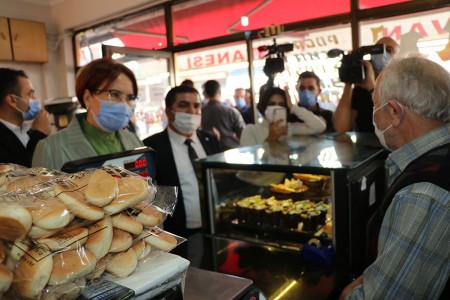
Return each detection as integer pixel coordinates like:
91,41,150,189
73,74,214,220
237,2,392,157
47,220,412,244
52,166,157,220
0,165,63,194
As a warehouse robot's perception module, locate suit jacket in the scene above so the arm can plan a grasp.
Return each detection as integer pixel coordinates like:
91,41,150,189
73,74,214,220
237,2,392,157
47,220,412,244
0,122,47,167
143,129,222,237
32,113,143,170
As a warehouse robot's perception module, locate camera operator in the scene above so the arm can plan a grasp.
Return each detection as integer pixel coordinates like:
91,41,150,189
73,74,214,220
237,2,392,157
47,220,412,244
333,37,399,133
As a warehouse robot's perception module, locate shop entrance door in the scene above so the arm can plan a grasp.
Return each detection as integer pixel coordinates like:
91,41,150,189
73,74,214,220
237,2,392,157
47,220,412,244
103,45,175,140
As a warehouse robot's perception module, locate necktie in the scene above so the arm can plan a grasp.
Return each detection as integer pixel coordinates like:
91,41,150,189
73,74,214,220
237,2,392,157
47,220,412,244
184,138,198,161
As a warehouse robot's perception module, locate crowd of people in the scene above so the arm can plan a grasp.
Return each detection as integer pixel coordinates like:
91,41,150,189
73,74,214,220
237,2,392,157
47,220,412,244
0,36,448,298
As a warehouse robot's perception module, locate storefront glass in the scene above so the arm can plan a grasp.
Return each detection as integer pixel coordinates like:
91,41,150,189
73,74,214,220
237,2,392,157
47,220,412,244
175,42,250,106
360,8,450,71
75,7,166,67
172,0,350,45
252,25,352,111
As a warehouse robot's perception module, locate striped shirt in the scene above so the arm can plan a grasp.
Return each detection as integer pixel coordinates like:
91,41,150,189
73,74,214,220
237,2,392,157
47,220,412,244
347,123,450,299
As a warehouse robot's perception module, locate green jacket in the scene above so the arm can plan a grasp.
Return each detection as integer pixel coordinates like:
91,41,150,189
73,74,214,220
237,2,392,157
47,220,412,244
32,113,143,170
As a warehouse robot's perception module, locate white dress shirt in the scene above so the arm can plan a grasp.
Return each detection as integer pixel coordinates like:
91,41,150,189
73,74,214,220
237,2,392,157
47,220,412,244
167,127,206,229
0,119,30,147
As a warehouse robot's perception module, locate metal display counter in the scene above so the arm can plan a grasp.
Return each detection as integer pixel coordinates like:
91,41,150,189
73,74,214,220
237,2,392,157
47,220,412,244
193,133,387,297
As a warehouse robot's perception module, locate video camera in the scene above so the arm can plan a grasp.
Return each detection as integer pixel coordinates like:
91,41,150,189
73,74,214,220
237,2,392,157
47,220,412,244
327,44,385,83
258,39,294,75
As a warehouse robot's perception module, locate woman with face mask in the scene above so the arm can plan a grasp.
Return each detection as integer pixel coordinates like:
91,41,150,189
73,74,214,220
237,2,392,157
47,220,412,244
32,58,143,170
240,87,326,146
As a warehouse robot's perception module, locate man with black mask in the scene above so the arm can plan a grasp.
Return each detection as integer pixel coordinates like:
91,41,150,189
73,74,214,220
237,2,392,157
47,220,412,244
333,37,399,133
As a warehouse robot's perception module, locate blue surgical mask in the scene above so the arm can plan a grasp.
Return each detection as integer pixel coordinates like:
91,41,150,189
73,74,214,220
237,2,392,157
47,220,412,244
16,97,41,121
91,100,132,132
235,98,246,109
371,52,393,75
299,89,317,108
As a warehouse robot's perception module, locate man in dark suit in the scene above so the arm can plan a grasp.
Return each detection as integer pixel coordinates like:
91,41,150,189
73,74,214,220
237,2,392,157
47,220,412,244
143,85,221,241
0,68,50,167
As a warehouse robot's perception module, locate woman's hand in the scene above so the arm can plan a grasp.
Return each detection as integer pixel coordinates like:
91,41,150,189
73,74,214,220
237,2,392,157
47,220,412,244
284,85,293,110
266,120,287,142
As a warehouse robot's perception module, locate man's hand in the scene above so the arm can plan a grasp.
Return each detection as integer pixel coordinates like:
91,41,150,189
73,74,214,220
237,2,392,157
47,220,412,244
31,109,51,135
355,60,375,91
339,275,363,300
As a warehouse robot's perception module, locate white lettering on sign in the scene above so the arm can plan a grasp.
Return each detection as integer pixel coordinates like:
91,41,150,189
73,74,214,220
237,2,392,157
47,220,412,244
361,10,450,45
177,43,247,71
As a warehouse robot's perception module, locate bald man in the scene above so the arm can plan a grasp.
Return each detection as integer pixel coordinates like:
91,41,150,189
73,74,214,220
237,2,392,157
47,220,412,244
333,37,399,133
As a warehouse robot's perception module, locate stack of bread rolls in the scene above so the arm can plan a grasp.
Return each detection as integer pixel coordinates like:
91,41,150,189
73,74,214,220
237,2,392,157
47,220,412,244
0,164,183,300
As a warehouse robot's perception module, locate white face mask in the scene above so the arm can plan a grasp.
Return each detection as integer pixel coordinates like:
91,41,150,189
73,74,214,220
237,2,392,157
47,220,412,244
172,111,201,135
264,105,286,123
372,101,403,151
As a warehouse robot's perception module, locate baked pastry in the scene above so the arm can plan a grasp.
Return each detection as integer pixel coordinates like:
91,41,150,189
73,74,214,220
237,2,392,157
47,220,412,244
270,178,309,200
0,204,32,241
48,248,97,286
14,246,53,299
54,185,104,220
109,229,132,253
28,198,72,230
103,176,149,215
85,216,113,259
85,169,118,207
105,248,137,278
111,213,143,235
38,227,88,251
143,228,177,252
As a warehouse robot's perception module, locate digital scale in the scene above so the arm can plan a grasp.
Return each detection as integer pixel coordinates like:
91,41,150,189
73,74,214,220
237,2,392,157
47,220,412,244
61,147,156,179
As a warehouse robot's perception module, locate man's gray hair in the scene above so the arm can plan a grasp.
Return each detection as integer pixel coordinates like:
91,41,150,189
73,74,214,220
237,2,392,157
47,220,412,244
376,55,450,122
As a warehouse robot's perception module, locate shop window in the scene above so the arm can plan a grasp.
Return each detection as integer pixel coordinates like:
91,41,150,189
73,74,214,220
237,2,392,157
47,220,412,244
75,7,166,67
175,42,250,106
360,8,450,71
172,0,350,45
252,25,352,111
359,0,411,10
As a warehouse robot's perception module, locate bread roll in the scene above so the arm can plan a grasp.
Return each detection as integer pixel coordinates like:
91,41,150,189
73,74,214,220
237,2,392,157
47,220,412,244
103,177,149,214
135,205,163,227
48,248,97,286
111,213,143,235
14,245,53,299
85,169,118,207
28,198,72,230
0,264,13,293
55,185,104,220
41,277,86,300
85,216,113,259
131,239,146,260
38,227,88,251
0,204,32,241
6,175,49,192
143,228,177,252
0,243,5,263
4,239,30,270
105,248,137,278
29,225,59,239
0,164,13,188
85,256,108,280
109,229,132,253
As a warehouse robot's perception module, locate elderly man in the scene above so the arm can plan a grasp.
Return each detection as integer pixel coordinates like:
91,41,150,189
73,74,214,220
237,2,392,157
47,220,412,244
340,56,450,299
0,68,50,167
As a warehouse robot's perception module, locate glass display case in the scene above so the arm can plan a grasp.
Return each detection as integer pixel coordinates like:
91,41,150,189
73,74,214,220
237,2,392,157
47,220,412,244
196,133,387,270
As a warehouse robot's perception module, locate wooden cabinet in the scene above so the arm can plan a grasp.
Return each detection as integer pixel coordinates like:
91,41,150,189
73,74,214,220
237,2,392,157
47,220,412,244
0,17,48,63
0,17,12,61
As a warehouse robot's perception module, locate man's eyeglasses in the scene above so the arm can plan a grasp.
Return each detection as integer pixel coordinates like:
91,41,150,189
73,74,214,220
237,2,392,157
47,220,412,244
96,89,139,103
